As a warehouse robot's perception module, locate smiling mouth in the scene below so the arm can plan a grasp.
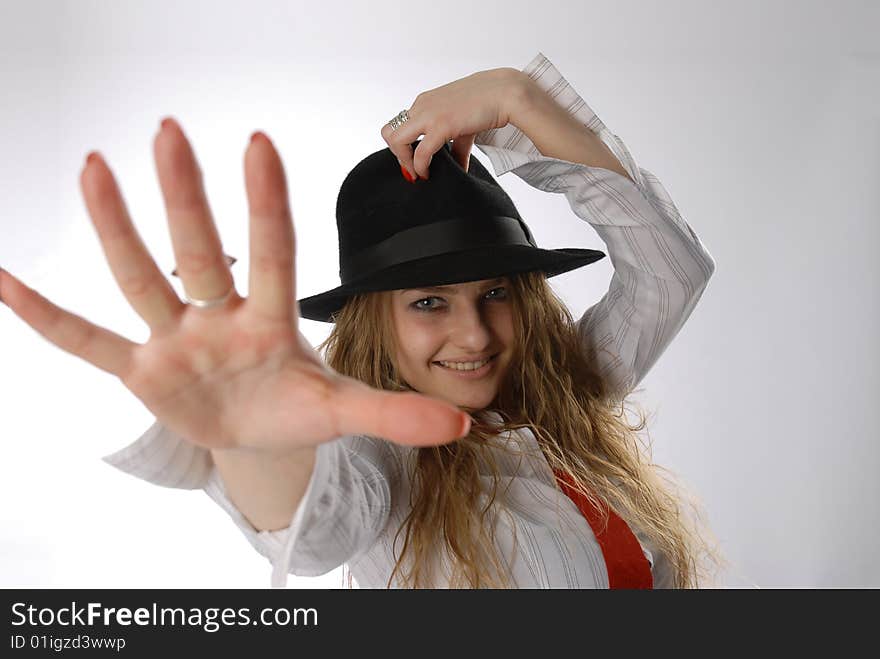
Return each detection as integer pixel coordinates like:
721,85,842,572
433,354,498,371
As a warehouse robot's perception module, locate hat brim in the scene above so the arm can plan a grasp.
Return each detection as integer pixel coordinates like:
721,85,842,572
297,245,606,323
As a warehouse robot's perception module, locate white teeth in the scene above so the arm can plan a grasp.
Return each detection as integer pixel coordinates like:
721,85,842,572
438,357,491,371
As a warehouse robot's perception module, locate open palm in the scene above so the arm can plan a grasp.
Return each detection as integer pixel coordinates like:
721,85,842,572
0,118,470,453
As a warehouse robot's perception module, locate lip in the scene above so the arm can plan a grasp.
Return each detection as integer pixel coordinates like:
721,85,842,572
433,354,498,379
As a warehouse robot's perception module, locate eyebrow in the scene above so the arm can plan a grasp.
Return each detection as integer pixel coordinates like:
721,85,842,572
400,278,505,294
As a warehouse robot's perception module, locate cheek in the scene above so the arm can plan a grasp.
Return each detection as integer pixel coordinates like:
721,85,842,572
491,307,516,343
392,313,442,367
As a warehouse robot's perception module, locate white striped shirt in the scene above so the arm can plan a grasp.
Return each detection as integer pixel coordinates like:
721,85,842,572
101,51,715,588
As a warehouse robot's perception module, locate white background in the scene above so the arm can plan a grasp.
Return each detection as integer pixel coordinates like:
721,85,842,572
0,0,877,588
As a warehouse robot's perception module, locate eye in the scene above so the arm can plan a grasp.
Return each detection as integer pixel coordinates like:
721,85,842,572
409,287,507,313
411,296,444,312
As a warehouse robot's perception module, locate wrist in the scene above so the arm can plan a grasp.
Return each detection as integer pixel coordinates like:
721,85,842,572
211,442,317,457
502,69,539,127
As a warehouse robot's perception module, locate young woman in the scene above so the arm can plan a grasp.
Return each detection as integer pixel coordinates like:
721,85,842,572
0,52,724,588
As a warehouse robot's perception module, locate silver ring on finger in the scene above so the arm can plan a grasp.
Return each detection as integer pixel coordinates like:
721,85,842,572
387,109,410,132
169,253,238,308
184,286,235,308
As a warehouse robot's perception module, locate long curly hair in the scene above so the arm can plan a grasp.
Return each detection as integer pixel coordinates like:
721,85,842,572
315,270,727,588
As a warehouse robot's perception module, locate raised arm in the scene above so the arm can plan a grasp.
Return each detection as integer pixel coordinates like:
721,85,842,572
473,52,715,399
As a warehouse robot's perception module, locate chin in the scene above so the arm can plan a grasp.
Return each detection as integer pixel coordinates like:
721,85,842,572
451,391,497,412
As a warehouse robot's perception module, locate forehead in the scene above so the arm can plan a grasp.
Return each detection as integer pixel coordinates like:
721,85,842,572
396,276,507,295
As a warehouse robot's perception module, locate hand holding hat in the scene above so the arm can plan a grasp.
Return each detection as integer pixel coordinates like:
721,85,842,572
380,66,524,180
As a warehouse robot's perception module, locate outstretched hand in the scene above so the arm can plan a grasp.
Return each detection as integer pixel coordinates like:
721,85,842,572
0,119,472,453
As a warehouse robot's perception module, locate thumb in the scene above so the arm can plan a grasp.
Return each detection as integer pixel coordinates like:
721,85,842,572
333,376,471,447
450,134,475,173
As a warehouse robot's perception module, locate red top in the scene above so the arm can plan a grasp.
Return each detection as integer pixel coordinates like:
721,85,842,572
553,469,653,589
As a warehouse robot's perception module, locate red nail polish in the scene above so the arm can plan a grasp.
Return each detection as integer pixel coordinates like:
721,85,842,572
400,163,415,183
86,151,100,165
160,117,173,131
250,131,262,144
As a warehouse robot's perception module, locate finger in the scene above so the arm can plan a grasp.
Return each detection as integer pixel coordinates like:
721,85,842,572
80,153,186,333
411,132,451,181
0,268,137,378
450,134,475,173
380,109,424,181
243,132,296,325
333,377,471,447
154,117,238,308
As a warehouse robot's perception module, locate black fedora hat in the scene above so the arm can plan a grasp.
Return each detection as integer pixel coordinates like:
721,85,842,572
297,139,606,323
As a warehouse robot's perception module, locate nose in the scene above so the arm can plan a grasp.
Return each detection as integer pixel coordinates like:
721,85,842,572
448,302,494,350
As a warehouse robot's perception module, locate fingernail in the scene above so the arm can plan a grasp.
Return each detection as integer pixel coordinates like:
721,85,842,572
160,117,174,132
86,151,100,166
250,131,270,146
399,163,415,183
459,413,472,438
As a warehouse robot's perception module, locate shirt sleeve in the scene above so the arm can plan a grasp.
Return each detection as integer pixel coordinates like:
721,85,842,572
473,52,716,400
101,422,398,587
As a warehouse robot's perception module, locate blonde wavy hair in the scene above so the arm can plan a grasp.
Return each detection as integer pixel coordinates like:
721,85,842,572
315,270,727,588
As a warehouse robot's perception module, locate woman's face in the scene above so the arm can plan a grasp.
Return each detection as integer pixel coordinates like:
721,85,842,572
389,276,515,412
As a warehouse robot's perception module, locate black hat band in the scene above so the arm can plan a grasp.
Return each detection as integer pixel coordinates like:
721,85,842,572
341,215,534,281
